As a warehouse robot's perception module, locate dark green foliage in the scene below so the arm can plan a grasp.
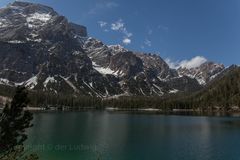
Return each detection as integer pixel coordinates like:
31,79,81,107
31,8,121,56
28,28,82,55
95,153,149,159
27,91,103,109
0,85,103,109
0,85,15,98
0,68,239,111
193,67,240,109
0,145,38,160
103,67,240,110
0,87,37,160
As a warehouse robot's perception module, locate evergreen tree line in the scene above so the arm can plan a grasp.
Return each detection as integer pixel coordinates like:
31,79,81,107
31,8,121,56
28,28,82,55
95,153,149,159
0,67,240,111
105,67,240,111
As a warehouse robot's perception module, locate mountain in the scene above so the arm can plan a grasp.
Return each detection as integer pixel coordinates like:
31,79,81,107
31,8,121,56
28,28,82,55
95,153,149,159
0,1,224,98
107,65,240,110
177,62,225,85
83,37,202,96
0,1,122,97
177,65,240,109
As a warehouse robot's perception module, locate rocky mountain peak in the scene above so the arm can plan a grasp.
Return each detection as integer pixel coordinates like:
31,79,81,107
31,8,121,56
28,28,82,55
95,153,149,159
4,1,57,20
11,1,47,8
135,53,178,80
178,61,225,85
108,44,128,53
0,2,214,97
0,1,87,43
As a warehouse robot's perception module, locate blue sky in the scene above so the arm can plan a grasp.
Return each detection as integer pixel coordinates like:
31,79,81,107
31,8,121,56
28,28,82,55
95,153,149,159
0,0,240,67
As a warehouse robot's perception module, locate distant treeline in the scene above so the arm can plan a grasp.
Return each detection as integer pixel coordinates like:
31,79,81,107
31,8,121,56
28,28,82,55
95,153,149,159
0,84,103,109
0,67,240,110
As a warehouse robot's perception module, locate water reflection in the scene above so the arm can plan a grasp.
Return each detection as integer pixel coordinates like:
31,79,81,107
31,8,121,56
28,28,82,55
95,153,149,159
27,111,240,160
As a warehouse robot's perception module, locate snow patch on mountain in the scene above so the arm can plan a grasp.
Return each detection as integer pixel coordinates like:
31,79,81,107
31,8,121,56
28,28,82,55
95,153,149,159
60,76,79,93
43,76,57,87
27,12,52,23
26,12,52,28
25,76,38,89
83,80,103,97
178,62,225,85
92,61,119,76
0,19,9,28
0,78,10,85
8,40,25,44
169,89,179,93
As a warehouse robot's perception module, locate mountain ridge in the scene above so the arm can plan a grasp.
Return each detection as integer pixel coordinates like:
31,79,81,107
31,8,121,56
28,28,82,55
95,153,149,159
0,1,230,98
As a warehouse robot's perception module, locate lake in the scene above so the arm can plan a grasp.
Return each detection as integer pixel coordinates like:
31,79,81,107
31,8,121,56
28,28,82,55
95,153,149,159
26,111,240,160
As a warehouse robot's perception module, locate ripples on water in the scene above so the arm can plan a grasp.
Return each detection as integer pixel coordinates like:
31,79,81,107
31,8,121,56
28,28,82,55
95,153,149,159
26,111,240,160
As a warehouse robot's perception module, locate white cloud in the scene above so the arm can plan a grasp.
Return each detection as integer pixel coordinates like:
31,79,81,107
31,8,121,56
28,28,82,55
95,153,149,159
111,19,124,31
144,39,152,47
111,19,132,37
122,28,133,37
88,1,119,15
123,38,131,45
110,19,133,45
165,58,179,69
165,56,208,69
98,21,107,28
97,19,133,45
179,56,207,69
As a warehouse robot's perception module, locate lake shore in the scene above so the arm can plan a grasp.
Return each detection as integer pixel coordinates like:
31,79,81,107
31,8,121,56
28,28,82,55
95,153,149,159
1,106,240,117
105,107,240,116
18,107,240,116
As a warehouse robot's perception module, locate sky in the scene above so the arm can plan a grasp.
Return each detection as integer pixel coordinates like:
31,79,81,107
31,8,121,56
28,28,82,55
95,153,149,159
0,0,240,67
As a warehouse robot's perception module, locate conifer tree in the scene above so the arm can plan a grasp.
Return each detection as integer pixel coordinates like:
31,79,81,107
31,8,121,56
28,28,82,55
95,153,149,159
0,87,38,160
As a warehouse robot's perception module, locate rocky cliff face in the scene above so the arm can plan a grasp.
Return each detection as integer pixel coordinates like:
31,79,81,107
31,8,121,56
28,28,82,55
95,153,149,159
83,37,202,96
177,62,225,85
0,1,209,97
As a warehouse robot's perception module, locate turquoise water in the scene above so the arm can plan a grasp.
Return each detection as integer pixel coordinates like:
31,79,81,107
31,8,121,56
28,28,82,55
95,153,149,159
26,111,240,160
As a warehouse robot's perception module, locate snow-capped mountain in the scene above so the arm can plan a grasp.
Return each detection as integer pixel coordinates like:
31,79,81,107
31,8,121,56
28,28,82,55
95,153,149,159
83,37,202,96
0,2,87,42
0,1,221,97
177,62,225,85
